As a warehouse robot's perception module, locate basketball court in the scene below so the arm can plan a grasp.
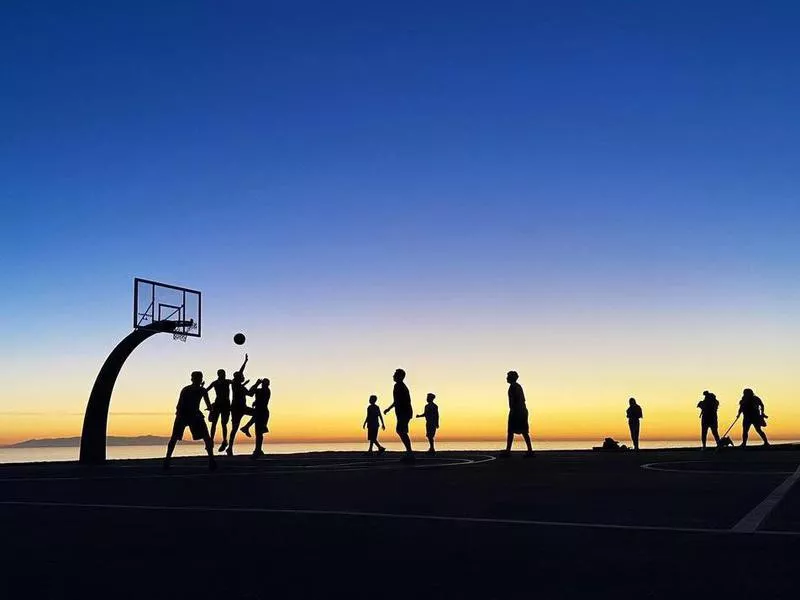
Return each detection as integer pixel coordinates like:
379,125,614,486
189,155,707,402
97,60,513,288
2,278,798,598
1,447,800,599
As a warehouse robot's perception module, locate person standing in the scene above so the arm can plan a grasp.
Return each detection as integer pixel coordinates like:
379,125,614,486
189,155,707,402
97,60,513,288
697,391,721,449
416,393,440,453
626,398,643,451
164,371,217,471
739,388,769,447
362,395,386,454
384,368,414,458
502,371,533,456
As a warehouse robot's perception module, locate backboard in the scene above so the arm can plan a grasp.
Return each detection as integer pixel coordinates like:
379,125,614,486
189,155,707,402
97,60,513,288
133,278,201,338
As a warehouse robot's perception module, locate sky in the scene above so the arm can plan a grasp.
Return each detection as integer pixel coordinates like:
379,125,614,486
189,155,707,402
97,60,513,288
1,1,799,446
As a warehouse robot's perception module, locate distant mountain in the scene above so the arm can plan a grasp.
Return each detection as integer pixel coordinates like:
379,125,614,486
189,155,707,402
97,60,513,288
3,435,169,448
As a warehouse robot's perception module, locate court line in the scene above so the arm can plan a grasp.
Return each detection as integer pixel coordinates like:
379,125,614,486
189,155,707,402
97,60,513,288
732,463,800,533
0,454,496,483
1,499,799,537
641,461,794,476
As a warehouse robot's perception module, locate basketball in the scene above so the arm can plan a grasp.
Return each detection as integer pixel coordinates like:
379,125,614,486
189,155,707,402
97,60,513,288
233,333,246,345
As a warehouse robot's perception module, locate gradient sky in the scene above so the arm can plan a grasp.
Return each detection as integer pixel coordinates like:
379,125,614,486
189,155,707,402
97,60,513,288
2,1,799,445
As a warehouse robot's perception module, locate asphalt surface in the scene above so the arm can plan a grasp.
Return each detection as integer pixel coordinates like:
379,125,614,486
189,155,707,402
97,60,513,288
1,446,798,599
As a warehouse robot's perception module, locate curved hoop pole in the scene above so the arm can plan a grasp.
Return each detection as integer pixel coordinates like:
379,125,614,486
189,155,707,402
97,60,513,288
79,322,180,464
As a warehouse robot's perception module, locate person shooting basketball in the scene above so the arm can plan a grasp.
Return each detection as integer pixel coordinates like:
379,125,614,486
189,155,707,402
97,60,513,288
227,355,258,456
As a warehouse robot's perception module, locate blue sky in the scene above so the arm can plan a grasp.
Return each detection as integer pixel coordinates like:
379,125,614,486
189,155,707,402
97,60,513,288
1,1,799,442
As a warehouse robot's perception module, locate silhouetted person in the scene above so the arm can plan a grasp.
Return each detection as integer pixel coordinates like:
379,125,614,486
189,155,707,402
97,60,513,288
416,393,439,453
164,371,216,471
227,356,256,456
626,398,643,451
206,356,246,452
697,390,721,449
240,375,270,439
739,388,769,447
384,368,413,458
502,371,533,456
362,395,386,453
248,378,271,458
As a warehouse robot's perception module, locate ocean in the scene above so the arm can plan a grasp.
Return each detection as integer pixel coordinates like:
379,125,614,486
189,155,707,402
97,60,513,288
0,439,702,464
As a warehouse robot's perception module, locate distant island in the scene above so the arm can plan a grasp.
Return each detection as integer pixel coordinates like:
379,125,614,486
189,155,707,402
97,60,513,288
2,435,170,448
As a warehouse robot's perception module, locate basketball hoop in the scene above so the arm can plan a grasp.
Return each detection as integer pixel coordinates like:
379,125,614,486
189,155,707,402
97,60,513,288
172,320,197,342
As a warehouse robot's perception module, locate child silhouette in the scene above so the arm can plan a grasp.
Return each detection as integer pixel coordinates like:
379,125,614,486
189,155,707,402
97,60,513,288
363,395,386,454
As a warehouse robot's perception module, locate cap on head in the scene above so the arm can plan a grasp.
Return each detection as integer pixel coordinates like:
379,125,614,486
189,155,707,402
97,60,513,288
369,394,378,404
427,393,436,401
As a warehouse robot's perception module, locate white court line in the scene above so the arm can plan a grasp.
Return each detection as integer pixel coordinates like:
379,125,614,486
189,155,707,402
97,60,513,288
641,461,794,476
732,463,800,533
0,454,495,483
1,499,799,538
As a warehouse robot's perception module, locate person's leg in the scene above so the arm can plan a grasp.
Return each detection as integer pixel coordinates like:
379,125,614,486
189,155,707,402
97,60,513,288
505,430,514,452
399,432,412,453
701,424,708,448
209,416,218,445
253,432,263,456
165,436,178,459
368,440,374,452
522,432,533,452
164,419,183,466
742,421,750,446
754,424,769,445
228,415,241,454
711,424,720,445
241,415,255,436
633,422,640,450
203,434,217,470
219,420,229,451
427,434,434,452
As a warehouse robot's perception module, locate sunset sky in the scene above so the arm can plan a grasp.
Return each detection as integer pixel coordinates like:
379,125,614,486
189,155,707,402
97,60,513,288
2,1,799,446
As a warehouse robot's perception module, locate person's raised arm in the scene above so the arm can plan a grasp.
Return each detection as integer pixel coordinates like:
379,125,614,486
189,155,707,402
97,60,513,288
247,379,261,395
238,353,249,376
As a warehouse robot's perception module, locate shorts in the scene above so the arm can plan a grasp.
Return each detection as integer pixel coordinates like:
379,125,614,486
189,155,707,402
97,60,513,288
172,413,209,441
743,414,766,428
508,409,529,434
255,409,270,434
426,425,437,439
209,404,230,425
367,426,379,442
396,414,411,435
701,417,718,428
231,406,253,423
